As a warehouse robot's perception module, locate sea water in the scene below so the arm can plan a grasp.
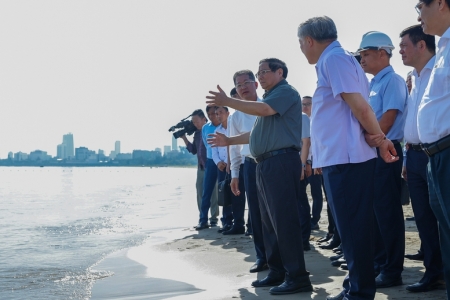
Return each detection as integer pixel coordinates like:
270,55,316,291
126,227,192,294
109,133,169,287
0,167,197,300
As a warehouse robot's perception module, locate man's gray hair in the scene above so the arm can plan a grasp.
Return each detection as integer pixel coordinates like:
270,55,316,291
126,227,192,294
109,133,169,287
297,16,338,42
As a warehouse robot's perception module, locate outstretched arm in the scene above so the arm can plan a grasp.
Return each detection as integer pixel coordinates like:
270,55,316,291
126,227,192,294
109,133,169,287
207,132,250,147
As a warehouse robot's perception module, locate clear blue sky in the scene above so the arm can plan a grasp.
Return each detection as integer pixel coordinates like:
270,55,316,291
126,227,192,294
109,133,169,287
0,0,418,157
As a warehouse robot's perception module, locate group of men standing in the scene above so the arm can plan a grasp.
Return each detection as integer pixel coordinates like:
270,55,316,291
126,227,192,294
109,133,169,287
184,1,450,299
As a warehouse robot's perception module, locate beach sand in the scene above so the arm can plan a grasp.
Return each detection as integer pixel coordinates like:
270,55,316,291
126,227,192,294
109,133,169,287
91,191,446,300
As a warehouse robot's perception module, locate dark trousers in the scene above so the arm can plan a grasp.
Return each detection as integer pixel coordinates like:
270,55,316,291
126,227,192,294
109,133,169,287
299,178,311,245
217,169,233,226
256,152,308,279
199,159,218,225
406,149,442,279
244,159,266,262
373,144,405,278
231,164,246,229
322,159,376,300
428,146,450,299
307,173,324,224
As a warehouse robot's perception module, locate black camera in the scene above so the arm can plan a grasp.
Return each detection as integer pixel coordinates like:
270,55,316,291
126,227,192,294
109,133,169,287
169,115,197,139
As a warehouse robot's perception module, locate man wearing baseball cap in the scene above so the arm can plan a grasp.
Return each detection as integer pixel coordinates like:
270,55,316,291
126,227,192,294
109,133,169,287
358,31,408,288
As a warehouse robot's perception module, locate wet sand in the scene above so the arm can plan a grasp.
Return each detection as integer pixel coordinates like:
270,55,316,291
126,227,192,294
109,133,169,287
91,195,446,300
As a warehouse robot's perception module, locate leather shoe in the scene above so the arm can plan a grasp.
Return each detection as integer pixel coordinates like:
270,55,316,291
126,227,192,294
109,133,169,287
218,224,232,233
375,273,403,288
245,230,253,236
406,216,415,221
406,276,445,292
249,260,268,273
222,226,245,235
269,277,313,295
319,239,340,250
251,275,284,287
405,251,424,261
331,257,346,267
332,245,342,253
326,290,345,300
318,233,333,243
330,253,344,261
194,223,209,230
340,263,348,270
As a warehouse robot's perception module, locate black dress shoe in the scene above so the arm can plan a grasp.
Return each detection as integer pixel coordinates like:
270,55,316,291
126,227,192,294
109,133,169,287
269,277,313,295
330,253,344,261
332,245,342,253
210,223,218,227
194,223,209,230
222,226,245,235
251,275,284,287
331,257,346,267
375,274,403,288
319,239,340,250
245,230,253,236
218,224,232,233
326,290,345,300
406,276,445,292
406,216,415,221
340,263,348,270
249,260,269,273
318,233,333,243
405,251,424,261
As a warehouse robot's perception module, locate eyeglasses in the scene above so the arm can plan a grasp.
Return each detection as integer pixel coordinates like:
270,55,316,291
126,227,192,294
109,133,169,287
255,69,272,79
415,2,423,14
302,103,312,107
235,80,255,90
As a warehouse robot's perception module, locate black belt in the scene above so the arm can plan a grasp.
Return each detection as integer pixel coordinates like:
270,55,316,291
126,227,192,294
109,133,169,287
407,143,423,152
421,135,450,157
245,156,257,164
254,148,299,163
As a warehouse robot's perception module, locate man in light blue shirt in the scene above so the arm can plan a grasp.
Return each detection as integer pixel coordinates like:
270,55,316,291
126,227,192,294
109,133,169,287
416,0,450,297
358,31,408,289
298,16,398,300
195,106,220,229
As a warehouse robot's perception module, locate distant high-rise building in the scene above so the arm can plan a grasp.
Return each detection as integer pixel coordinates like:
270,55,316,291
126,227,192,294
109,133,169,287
57,143,67,159
115,141,121,155
62,133,74,158
7,152,13,160
155,147,162,153
172,136,178,152
163,145,171,155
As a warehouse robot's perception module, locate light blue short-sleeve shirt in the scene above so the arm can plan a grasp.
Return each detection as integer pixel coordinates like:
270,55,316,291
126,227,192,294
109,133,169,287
202,122,218,159
369,66,408,141
311,41,377,168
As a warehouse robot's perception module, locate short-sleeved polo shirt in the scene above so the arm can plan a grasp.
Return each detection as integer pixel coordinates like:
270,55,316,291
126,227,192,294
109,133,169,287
368,65,408,141
249,80,302,157
202,122,218,159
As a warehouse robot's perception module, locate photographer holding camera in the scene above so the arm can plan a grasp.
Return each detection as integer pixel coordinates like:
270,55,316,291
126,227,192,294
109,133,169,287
179,109,217,219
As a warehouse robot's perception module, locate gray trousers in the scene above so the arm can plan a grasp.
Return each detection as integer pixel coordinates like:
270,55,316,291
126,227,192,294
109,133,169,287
196,168,219,223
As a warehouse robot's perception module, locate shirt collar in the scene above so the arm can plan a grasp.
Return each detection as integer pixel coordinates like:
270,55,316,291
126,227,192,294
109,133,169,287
413,55,435,78
372,65,394,83
316,40,341,66
263,79,288,99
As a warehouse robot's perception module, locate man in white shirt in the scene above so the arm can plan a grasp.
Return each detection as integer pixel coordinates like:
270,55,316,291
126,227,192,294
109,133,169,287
228,70,268,272
416,1,450,296
399,24,443,293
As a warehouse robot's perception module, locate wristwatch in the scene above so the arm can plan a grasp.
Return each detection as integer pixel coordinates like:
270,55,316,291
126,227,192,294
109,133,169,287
306,159,312,165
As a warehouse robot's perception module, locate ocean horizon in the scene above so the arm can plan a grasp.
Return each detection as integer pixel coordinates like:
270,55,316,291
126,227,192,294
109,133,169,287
0,167,198,299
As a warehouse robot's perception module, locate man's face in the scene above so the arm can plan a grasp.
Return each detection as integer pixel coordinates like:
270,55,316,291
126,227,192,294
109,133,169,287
256,62,282,90
215,107,229,125
399,34,420,68
417,0,440,35
359,49,381,75
191,115,205,130
235,74,258,100
207,108,220,126
301,97,312,116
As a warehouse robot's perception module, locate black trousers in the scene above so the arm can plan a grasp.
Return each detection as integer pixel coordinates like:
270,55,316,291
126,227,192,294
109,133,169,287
256,151,308,279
